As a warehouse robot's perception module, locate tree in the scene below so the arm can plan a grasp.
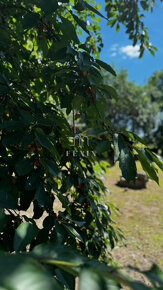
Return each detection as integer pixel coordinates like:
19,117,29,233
146,71,163,153
147,71,163,108
103,69,158,138
0,0,163,289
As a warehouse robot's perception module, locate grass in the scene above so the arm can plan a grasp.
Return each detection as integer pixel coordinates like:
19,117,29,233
104,162,163,270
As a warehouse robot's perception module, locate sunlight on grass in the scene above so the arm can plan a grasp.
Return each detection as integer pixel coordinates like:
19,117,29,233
104,162,163,269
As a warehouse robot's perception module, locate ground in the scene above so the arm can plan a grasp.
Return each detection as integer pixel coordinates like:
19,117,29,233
104,162,163,273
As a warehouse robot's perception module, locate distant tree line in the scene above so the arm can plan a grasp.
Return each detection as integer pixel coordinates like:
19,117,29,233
103,70,163,155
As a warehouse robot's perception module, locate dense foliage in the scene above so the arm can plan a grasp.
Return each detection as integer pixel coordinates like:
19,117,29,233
103,70,158,138
105,0,163,57
0,0,163,289
147,71,163,151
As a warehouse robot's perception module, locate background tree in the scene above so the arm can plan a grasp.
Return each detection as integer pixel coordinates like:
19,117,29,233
146,71,163,153
103,69,158,138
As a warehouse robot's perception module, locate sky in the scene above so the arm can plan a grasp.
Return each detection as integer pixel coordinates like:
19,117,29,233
97,1,163,85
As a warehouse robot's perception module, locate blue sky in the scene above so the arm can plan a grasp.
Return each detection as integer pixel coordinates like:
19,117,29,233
98,1,163,85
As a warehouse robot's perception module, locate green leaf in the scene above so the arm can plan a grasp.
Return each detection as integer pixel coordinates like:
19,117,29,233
0,180,17,209
79,268,107,290
0,84,9,94
14,222,39,251
35,128,60,160
118,135,137,182
22,13,40,29
116,23,120,32
40,0,58,15
122,130,147,146
2,132,22,147
0,195,17,209
84,2,108,20
96,140,110,154
0,28,11,44
71,13,90,34
16,158,33,176
74,0,86,11
35,128,56,154
60,18,79,44
18,109,35,125
25,173,40,191
32,243,86,264
84,128,106,137
0,210,9,231
56,269,75,290
46,160,60,176
97,84,117,98
140,1,149,10
96,59,116,76
108,19,117,27
35,185,47,207
0,120,26,131
87,67,103,85
43,215,55,231
63,224,84,243
66,215,86,227
113,133,120,162
0,253,63,290
33,200,44,219
145,149,163,171
135,148,159,184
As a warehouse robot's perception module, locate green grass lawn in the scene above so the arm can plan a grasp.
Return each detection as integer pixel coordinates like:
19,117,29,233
104,162,163,270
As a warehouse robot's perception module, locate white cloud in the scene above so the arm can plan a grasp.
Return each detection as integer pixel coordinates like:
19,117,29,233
110,52,117,57
110,43,118,52
119,45,140,58
109,44,140,59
